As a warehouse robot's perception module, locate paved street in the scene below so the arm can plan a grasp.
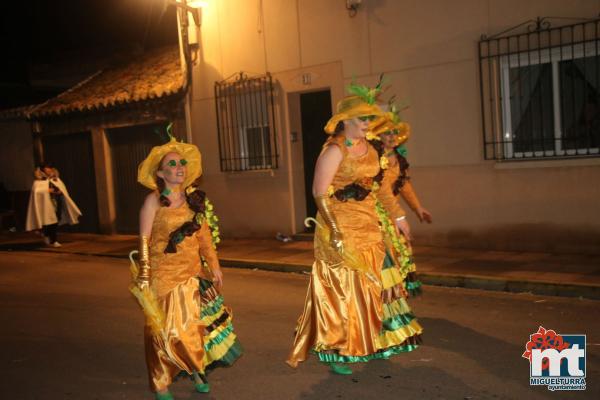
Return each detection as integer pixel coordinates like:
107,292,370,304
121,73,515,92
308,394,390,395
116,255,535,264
0,251,598,400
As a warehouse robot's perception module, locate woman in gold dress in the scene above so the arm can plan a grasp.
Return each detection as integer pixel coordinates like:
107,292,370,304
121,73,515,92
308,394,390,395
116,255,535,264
287,87,422,375
134,138,241,399
372,104,432,296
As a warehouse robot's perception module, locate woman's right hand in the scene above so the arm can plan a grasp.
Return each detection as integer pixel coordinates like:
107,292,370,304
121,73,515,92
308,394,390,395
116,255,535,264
416,207,433,224
330,230,344,255
394,217,412,243
211,267,224,290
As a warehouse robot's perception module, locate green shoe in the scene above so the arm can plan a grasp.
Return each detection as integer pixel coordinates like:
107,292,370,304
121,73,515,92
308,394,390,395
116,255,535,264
328,362,352,375
194,382,210,393
155,391,174,400
192,371,210,393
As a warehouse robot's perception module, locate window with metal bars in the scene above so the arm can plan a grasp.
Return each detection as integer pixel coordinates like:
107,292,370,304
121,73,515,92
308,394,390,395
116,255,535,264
479,17,600,160
214,72,279,171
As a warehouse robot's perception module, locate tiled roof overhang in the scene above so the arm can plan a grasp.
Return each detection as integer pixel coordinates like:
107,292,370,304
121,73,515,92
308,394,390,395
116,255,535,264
27,46,184,119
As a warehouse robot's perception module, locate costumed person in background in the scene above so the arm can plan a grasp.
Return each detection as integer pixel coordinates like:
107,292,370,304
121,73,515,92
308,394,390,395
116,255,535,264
134,137,241,400
286,80,422,375
371,100,432,297
25,163,81,247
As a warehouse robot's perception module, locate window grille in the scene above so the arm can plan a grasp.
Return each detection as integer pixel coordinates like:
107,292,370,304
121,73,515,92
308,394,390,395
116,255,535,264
214,72,278,171
479,17,600,160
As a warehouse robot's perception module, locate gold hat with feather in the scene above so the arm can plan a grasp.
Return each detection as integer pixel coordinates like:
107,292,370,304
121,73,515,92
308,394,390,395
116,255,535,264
369,98,411,146
323,76,386,134
137,136,202,190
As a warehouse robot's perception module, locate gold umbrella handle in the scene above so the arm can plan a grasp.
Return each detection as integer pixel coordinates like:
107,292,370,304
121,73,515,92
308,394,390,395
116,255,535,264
136,236,151,289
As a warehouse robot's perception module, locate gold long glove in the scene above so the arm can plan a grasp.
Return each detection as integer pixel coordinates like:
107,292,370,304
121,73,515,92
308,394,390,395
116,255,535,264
128,236,164,336
136,235,151,289
314,194,344,255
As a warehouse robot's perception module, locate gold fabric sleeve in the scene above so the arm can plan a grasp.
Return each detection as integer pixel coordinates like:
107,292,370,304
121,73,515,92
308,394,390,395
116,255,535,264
378,169,406,221
379,190,407,221
197,221,220,271
137,235,151,288
314,194,343,253
399,181,422,212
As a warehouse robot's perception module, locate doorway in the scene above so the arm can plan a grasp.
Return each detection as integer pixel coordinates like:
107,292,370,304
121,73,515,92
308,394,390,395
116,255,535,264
41,131,99,233
107,122,171,233
300,90,332,229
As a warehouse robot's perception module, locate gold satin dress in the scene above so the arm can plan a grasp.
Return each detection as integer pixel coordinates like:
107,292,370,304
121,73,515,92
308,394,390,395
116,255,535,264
287,136,422,367
145,203,241,392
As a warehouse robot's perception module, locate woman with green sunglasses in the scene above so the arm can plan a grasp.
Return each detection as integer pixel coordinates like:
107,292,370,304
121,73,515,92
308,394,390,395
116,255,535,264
134,138,242,399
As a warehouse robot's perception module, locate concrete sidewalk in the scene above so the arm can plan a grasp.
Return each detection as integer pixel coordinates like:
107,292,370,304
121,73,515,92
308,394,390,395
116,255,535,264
1,231,598,299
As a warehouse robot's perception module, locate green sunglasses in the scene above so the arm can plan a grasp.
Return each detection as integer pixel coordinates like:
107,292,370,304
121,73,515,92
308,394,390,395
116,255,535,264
166,159,188,167
357,115,377,122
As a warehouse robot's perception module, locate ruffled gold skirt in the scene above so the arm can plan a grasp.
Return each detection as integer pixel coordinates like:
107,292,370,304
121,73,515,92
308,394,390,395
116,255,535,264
144,277,241,391
287,243,422,367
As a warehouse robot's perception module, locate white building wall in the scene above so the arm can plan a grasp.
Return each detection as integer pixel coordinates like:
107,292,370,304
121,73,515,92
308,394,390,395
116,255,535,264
188,0,600,253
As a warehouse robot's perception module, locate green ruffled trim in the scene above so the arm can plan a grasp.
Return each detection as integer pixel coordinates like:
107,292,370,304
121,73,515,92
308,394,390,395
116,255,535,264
383,296,413,317
374,200,416,280
382,296,417,331
406,280,422,290
200,295,225,318
204,198,221,248
381,252,395,270
315,344,418,364
396,244,414,279
405,280,423,297
383,312,416,331
206,340,243,370
199,278,212,292
174,340,242,379
204,323,235,351
193,197,220,249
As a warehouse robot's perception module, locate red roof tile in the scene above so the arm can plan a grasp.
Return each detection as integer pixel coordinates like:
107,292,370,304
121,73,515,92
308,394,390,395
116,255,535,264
0,105,35,121
28,46,184,118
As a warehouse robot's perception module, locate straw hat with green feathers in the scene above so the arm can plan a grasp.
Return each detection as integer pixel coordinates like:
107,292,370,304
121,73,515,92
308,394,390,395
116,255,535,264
323,76,387,134
369,97,411,146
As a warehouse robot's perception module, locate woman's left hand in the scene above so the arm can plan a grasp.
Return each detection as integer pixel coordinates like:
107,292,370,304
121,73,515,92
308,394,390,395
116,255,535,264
212,267,224,290
416,207,433,224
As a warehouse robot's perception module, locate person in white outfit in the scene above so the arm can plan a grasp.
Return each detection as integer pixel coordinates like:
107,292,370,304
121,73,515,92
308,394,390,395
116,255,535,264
25,164,82,247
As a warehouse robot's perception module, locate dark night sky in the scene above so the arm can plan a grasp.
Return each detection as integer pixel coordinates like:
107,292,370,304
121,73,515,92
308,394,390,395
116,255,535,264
0,0,178,109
